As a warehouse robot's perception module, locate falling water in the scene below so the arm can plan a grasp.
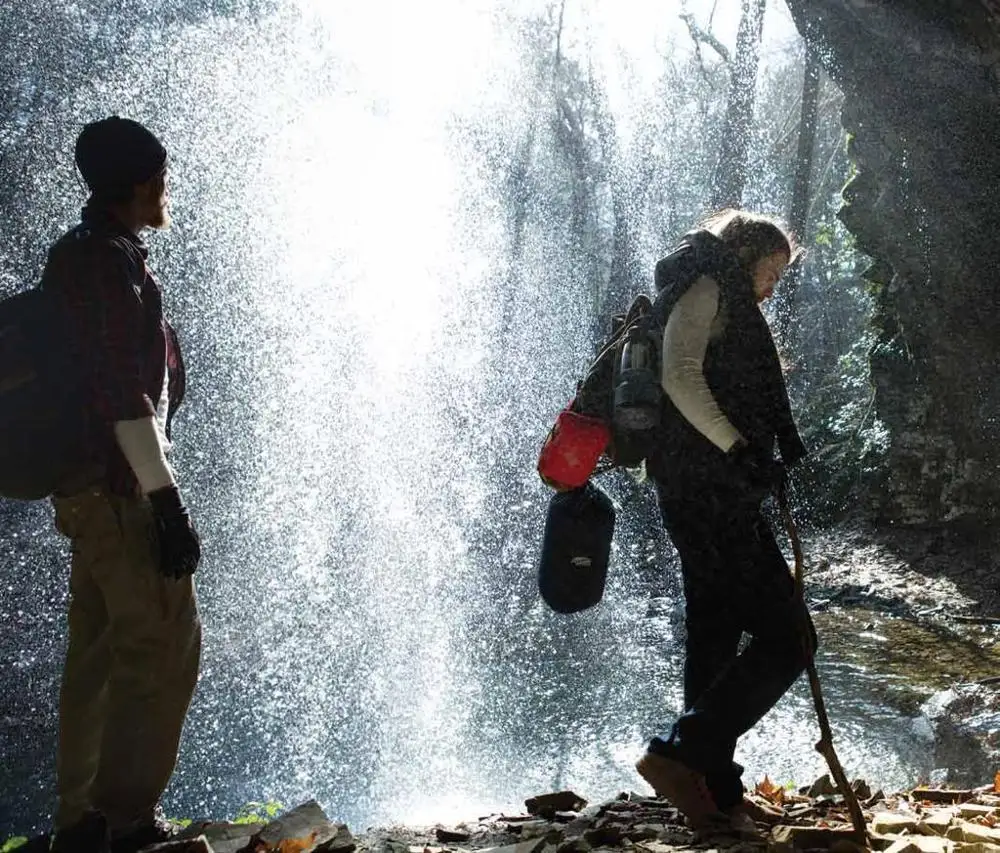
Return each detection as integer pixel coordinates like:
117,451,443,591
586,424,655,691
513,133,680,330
1,0,935,837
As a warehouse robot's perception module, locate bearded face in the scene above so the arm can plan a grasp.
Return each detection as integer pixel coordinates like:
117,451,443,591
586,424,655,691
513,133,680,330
139,170,171,230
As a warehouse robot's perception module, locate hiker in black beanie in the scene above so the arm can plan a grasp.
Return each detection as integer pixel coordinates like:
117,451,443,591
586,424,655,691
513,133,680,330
44,116,201,853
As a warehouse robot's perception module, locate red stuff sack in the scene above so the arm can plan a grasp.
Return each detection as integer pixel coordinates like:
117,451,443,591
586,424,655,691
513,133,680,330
537,405,611,491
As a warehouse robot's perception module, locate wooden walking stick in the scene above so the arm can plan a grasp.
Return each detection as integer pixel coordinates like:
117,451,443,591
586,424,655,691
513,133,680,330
775,481,869,844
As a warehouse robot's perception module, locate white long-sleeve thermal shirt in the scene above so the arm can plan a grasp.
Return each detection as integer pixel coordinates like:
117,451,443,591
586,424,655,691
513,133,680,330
113,360,175,494
660,274,744,453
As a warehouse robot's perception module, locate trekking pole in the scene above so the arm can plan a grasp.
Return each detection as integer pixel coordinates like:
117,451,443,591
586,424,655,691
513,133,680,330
775,482,869,844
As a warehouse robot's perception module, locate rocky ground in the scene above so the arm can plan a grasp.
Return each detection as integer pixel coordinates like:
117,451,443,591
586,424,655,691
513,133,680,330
12,777,1000,853
6,518,1000,853
800,521,1000,621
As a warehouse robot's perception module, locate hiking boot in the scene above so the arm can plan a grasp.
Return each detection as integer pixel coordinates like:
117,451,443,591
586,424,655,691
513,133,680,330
723,802,765,839
738,793,785,825
50,811,111,853
635,751,724,829
110,809,179,853
690,806,764,842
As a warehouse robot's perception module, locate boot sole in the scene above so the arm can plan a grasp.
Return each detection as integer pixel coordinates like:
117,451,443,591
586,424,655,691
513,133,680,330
635,752,724,829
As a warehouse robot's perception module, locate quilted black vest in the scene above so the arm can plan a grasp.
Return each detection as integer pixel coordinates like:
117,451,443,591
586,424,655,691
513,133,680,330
647,229,804,486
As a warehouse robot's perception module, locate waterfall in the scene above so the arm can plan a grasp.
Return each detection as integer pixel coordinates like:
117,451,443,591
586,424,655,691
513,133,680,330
0,0,931,835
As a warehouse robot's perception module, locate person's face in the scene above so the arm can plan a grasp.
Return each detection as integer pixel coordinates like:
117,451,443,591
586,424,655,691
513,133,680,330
137,169,171,230
751,251,788,303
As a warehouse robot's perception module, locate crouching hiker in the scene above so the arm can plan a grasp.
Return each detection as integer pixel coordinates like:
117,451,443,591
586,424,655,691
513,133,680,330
635,210,817,836
45,117,202,853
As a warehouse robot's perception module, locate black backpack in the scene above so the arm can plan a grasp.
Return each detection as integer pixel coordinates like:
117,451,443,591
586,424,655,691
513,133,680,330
570,292,665,469
0,283,88,500
566,236,715,471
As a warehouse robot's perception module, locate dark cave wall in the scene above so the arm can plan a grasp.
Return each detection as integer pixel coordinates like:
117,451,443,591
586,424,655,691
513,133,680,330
785,0,1000,525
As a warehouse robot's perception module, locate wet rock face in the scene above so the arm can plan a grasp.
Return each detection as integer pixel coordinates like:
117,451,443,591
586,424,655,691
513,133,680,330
919,683,1000,787
785,0,1000,524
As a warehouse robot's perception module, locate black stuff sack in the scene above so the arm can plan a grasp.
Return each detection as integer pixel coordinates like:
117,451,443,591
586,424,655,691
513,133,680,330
538,481,615,614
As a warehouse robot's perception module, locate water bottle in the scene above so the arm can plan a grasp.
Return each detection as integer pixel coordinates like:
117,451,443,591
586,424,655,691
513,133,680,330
614,325,660,429
612,322,661,458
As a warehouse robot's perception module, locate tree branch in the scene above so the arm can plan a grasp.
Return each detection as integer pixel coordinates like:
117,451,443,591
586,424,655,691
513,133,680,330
679,12,731,64
555,0,566,71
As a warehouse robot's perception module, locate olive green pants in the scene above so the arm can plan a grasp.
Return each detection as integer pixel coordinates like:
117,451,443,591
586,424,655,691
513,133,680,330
51,487,201,832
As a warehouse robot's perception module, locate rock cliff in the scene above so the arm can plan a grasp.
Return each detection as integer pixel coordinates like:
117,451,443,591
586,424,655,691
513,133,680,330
785,0,1000,524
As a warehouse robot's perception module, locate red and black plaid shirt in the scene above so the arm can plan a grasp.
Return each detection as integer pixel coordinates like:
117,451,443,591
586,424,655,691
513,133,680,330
42,205,186,496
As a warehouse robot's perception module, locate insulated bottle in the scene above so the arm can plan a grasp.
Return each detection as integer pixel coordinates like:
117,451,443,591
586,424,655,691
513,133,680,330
609,322,662,468
613,325,660,431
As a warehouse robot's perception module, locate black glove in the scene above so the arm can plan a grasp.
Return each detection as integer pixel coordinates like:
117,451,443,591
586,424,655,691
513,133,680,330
726,439,785,503
777,425,807,470
148,485,201,579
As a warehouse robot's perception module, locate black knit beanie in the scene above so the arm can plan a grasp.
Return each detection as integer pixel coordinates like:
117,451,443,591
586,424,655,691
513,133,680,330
74,116,167,195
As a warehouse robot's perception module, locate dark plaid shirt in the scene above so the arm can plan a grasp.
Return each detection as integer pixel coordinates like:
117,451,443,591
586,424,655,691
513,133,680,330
42,206,186,496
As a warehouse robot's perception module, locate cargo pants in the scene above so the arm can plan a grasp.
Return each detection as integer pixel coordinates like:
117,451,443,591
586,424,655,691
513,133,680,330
51,487,201,832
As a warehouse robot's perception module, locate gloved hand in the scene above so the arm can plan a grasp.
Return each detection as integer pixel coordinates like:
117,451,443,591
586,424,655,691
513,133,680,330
726,438,785,503
777,425,807,470
148,485,201,579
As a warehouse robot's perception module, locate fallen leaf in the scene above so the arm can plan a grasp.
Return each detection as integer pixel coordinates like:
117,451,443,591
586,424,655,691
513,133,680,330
278,833,319,853
755,775,785,805
994,771,1000,794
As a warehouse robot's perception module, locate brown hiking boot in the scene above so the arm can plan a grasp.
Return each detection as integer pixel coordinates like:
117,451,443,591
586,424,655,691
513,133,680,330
738,793,785,825
635,751,725,829
110,808,179,853
50,811,111,853
723,802,765,839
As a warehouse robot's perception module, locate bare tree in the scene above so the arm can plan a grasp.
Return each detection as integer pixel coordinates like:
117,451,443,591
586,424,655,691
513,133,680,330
789,51,822,241
710,0,767,208
775,48,822,341
592,79,654,317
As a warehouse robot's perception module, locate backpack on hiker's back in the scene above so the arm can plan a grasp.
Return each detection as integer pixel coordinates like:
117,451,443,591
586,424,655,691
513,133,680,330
0,281,86,499
536,237,706,491
0,226,139,501
533,235,716,616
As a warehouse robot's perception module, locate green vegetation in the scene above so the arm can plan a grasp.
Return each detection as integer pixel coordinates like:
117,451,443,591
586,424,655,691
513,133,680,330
232,800,285,824
785,208,889,523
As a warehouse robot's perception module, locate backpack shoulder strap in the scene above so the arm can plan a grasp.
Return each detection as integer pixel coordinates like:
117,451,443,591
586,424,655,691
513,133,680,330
106,233,146,279
651,241,712,328
41,224,147,297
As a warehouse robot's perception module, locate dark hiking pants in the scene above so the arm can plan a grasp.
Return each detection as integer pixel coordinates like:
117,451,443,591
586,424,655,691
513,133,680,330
650,479,817,811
